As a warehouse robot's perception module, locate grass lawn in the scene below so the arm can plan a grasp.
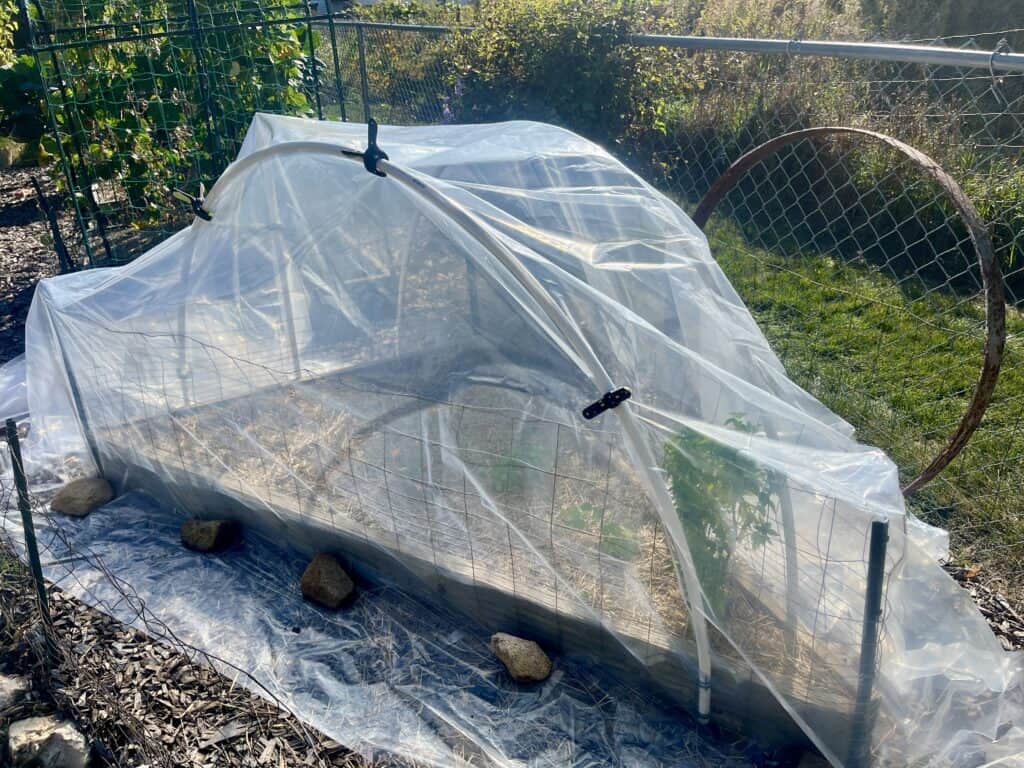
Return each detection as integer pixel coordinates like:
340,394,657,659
706,217,1024,600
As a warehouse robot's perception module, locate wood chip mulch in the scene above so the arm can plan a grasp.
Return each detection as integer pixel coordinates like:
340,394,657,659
0,546,410,767
944,563,1024,651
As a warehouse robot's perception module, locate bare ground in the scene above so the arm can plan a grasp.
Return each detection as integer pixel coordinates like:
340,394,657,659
0,168,69,364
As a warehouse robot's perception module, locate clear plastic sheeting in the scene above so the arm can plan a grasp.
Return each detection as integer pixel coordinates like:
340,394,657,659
0,353,26,422
2,490,752,768
14,115,1024,766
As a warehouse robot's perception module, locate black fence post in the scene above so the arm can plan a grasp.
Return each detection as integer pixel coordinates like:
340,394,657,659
30,176,76,274
847,518,889,768
356,24,372,123
302,0,324,121
4,418,56,656
325,12,348,121
185,0,222,163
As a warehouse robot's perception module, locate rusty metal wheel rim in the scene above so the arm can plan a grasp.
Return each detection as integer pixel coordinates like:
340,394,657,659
692,126,1006,496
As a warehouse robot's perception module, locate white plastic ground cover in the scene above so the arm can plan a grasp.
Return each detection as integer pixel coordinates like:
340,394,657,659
12,114,1024,766
1,490,753,768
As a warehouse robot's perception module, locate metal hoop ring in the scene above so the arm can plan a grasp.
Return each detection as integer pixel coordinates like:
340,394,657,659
692,126,1006,496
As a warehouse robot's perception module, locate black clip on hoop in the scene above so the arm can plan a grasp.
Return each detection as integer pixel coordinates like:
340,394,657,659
582,387,632,420
171,186,211,221
363,118,389,177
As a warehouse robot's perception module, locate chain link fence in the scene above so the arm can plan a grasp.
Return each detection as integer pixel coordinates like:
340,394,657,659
630,41,1024,597
15,2,1024,603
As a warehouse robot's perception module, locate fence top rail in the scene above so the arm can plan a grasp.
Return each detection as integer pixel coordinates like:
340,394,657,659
24,6,1024,74
22,13,460,52
628,33,1024,73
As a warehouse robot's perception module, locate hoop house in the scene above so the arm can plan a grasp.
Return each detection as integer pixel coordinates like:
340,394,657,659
21,115,1024,766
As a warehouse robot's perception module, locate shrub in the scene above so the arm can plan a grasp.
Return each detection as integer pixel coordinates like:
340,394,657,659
0,0,16,66
692,0,865,39
0,0,45,161
450,0,659,146
355,0,472,25
867,0,1024,47
33,0,313,225
0,54,44,144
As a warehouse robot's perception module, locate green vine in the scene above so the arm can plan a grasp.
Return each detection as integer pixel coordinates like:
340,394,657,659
34,0,313,224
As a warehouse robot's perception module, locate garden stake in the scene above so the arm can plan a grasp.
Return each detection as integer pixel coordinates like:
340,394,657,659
325,12,349,121
4,418,56,659
847,518,889,768
31,175,76,273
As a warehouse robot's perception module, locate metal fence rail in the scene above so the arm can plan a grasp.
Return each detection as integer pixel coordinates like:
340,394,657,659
17,2,1024,604
628,33,1024,71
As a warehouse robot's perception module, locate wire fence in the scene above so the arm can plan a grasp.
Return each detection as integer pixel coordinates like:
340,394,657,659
0,351,889,764
1,409,785,767
15,0,1024,602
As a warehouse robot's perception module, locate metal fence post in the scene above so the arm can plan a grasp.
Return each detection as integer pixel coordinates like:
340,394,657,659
4,418,55,656
847,518,889,768
185,0,222,162
302,0,324,121
356,24,372,123
30,176,76,274
325,13,348,121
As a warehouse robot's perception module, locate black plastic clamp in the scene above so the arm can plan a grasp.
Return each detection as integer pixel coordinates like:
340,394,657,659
172,186,211,221
582,387,632,420
363,118,389,177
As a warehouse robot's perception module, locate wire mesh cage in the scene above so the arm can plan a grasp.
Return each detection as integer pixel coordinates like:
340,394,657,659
21,1,455,266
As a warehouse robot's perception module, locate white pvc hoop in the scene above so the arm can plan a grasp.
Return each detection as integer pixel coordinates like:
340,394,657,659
202,139,716,721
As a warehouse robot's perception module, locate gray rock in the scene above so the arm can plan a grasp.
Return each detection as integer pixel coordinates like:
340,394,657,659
0,674,29,709
490,632,552,682
300,553,355,610
0,139,28,169
8,716,88,768
180,519,241,553
49,477,113,517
